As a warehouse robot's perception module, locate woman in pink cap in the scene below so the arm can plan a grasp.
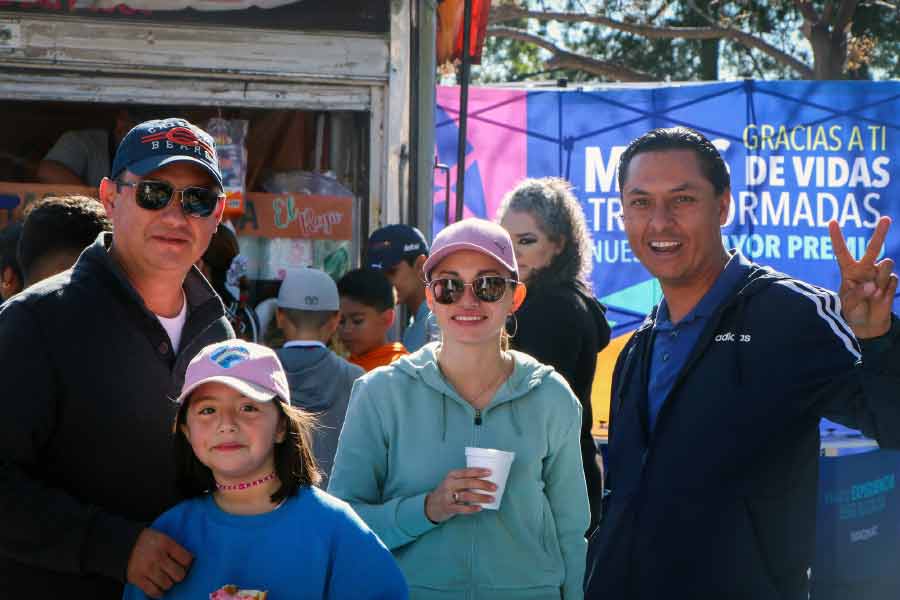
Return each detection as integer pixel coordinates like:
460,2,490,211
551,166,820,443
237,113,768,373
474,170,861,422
328,218,590,600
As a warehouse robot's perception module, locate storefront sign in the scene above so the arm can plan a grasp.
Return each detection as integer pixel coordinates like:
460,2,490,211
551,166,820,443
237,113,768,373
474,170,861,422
0,184,352,241
0,183,97,227
235,193,352,240
0,1,151,14
0,0,382,33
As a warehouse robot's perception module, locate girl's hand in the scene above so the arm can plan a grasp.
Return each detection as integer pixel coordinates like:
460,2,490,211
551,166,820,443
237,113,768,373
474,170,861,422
425,467,496,523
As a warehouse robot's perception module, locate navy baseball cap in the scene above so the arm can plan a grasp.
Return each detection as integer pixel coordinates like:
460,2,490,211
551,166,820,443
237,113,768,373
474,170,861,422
366,224,429,270
110,118,223,189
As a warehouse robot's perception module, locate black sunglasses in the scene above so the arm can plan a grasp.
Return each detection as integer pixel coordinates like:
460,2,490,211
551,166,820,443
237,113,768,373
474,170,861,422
116,180,223,218
428,276,518,305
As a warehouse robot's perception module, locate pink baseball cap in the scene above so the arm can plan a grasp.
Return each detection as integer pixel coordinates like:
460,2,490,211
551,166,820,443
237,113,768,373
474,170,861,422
423,218,519,280
176,340,290,405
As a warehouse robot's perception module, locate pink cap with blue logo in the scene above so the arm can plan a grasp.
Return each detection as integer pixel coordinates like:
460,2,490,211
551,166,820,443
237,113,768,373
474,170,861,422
423,218,519,280
176,340,290,405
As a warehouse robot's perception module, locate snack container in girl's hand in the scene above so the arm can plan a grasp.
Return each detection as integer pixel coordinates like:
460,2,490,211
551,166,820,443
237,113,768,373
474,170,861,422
209,584,267,599
465,447,515,509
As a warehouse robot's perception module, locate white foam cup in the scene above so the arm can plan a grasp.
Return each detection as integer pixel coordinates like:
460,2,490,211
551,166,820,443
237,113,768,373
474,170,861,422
464,447,515,510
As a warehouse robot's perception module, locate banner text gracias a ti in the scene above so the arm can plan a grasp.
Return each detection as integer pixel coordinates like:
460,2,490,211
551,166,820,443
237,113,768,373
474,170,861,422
434,81,900,430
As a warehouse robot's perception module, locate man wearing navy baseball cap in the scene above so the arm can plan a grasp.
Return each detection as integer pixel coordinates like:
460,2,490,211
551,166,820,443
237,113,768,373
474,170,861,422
0,118,233,598
366,224,438,352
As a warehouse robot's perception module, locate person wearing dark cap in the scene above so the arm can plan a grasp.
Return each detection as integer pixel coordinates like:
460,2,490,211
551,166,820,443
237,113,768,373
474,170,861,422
0,118,233,598
366,224,439,352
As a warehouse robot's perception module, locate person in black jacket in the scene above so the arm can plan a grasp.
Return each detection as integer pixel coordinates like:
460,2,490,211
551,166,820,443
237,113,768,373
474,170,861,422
584,127,900,600
196,223,260,342
0,118,233,599
0,221,23,302
498,177,611,533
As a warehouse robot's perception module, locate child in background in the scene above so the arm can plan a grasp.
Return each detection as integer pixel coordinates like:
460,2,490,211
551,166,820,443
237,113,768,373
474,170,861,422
364,224,437,352
121,340,407,600
275,267,364,486
337,268,408,371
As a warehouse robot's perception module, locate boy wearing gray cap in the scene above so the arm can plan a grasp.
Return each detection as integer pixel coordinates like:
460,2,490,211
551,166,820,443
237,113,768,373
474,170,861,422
274,267,364,486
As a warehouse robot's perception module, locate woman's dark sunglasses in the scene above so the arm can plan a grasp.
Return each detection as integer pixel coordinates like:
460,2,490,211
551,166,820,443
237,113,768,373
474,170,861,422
428,276,518,304
116,180,223,218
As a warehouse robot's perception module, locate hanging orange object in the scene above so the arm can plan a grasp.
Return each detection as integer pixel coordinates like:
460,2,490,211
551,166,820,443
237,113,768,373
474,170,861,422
436,0,492,65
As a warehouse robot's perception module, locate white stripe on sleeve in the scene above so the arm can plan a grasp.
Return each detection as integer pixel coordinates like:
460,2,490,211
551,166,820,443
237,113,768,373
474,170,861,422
774,280,862,361
792,280,858,347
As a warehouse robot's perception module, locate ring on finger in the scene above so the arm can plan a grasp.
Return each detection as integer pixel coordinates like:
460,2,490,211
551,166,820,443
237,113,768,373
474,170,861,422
452,491,459,504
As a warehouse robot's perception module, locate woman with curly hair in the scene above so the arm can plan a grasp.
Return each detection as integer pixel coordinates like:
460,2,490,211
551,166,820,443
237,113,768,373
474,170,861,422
498,177,611,533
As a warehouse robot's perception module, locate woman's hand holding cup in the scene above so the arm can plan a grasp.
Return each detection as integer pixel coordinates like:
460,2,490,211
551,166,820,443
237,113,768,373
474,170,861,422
425,468,496,523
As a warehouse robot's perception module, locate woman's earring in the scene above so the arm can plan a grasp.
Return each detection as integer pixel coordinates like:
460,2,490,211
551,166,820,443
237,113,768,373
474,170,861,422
506,313,518,339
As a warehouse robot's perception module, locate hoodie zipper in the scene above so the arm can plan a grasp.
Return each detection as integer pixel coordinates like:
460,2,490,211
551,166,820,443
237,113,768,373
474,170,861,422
471,407,483,599
473,408,484,446
472,408,482,447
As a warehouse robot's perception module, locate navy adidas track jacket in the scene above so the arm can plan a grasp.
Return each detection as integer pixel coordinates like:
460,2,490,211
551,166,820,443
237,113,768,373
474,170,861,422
585,261,900,600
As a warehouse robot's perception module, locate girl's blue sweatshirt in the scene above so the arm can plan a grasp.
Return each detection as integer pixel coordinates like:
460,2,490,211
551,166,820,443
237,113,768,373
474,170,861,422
122,487,408,599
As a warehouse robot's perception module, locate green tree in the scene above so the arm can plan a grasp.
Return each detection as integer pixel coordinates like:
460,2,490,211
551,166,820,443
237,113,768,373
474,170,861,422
477,0,899,84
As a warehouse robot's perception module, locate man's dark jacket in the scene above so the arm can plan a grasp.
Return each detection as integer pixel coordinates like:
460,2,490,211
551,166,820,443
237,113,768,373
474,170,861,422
584,260,900,600
0,233,233,598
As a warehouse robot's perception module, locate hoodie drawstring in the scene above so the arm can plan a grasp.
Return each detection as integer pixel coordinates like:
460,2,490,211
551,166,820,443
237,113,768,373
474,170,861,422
441,393,448,442
509,401,523,437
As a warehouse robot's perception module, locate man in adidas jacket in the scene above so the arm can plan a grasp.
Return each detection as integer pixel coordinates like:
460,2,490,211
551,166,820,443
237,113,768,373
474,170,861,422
584,127,900,600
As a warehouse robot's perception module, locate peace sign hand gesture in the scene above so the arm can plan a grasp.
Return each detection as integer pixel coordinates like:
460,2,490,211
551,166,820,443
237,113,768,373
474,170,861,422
829,216,898,339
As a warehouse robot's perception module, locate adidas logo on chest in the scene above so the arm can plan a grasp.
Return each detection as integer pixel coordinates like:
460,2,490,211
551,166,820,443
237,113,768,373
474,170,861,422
714,331,752,343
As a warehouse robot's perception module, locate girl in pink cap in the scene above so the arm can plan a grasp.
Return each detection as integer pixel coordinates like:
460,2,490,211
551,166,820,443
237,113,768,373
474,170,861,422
121,340,407,600
328,218,590,600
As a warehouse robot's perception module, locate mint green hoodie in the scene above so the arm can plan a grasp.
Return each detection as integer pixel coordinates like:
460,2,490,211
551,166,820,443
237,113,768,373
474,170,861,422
328,344,589,600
